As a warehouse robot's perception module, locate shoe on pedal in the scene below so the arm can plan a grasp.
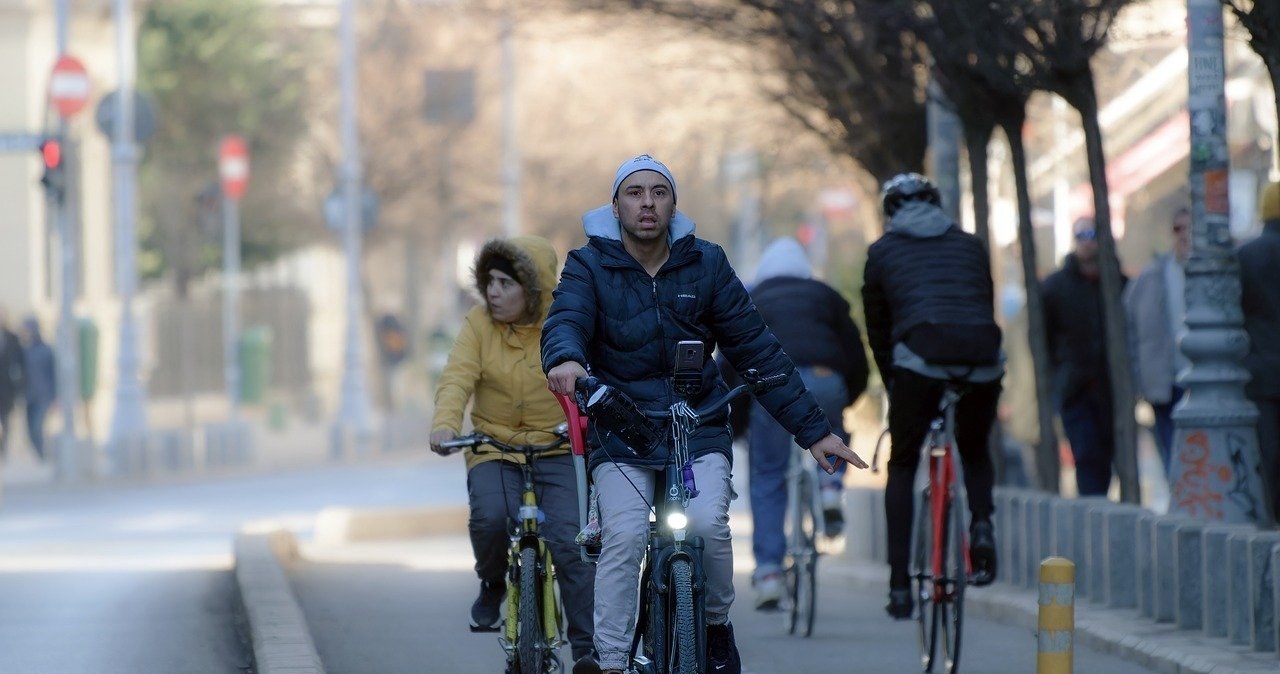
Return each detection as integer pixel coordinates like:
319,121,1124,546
885,588,914,620
571,654,603,674
970,518,997,586
753,573,783,611
706,622,742,674
820,486,845,537
470,578,505,629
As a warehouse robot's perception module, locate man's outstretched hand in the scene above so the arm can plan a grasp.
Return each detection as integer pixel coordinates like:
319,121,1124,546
547,361,588,396
808,433,869,474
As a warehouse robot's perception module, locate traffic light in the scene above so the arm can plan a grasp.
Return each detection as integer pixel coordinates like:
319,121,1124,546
39,137,65,203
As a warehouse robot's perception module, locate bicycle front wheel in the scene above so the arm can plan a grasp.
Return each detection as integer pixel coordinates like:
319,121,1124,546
939,495,966,673
668,559,700,674
517,545,544,674
913,487,939,672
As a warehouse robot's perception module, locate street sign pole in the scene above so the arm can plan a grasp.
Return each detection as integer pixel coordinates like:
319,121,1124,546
51,0,86,481
218,135,249,423
107,0,149,460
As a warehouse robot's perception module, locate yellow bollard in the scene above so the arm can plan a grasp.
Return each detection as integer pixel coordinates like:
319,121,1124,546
1037,557,1075,674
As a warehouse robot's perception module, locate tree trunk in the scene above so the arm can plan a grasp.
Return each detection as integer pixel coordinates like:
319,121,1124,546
1003,120,1061,494
1065,76,1140,504
961,117,1009,484
962,119,994,245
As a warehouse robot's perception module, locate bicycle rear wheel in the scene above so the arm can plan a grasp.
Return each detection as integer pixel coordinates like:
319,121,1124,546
913,487,939,672
516,545,544,674
784,470,819,637
939,494,966,673
668,559,700,674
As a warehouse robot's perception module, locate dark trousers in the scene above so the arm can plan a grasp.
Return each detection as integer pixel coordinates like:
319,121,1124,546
26,399,50,461
885,369,1000,587
1252,396,1280,523
1150,387,1185,476
0,402,13,458
466,455,596,660
1059,387,1116,496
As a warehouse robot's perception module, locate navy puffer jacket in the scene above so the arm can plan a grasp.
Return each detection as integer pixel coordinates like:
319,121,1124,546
542,212,830,470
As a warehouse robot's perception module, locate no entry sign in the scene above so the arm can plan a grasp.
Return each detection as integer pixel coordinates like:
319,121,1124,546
219,135,250,201
49,55,90,119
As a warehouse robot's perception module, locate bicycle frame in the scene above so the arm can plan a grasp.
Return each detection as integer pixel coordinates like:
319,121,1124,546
782,439,823,637
924,391,972,599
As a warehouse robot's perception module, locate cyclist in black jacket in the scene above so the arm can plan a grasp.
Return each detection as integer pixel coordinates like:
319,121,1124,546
862,173,1003,620
732,236,869,610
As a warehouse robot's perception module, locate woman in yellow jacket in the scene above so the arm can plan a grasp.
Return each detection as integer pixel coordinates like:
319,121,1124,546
429,236,595,669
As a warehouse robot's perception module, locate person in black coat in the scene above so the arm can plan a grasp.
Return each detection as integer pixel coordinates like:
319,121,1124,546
732,236,869,610
542,155,867,674
862,173,1003,620
1042,216,1128,498
1240,182,1280,521
20,317,57,462
0,307,26,460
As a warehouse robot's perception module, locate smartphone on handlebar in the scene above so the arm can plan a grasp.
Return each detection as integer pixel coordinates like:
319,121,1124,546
673,340,704,397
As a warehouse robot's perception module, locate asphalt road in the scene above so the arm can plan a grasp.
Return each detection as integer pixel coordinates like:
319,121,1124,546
289,532,1168,674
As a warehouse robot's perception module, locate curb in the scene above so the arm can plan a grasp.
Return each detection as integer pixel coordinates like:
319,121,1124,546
314,505,469,543
234,530,327,674
828,561,1278,674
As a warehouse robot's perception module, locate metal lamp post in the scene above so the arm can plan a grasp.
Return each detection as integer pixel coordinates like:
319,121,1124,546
333,0,374,455
1168,0,1272,526
107,0,149,455
51,0,82,481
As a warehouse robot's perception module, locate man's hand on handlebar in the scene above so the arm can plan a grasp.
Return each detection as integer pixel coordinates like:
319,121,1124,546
808,433,869,474
430,428,458,456
547,361,588,396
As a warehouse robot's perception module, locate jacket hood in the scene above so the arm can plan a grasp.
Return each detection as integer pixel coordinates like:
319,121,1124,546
581,204,697,242
473,236,559,322
885,201,954,239
754,237,812,284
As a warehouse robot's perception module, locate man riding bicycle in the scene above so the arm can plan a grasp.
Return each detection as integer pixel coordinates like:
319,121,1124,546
543,155,867,674
430,236,596,670
862,173,1002,620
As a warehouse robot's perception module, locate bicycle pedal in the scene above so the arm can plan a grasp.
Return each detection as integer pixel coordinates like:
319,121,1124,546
469,623,501,633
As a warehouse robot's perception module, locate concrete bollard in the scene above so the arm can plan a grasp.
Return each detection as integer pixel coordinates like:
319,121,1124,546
1104,506,1140,609
1024,492,1048,589
1153,517,1184,623
1247,532,1280,652
996,489,1017,586
1202,524,1256,638
1037,557,1075,674
1136,512,1158,619
1088,506,1108,605
1009,493,1027,588
1051,499,1074,559
1228,531,1252,646
1069,497,1108,600
1173,520,1206,630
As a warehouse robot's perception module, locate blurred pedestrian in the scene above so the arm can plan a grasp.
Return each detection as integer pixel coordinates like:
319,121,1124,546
1239,182,1280,521
1124,208,1191,475
1042,216,1128,496
0,307,25,460
428,236,597,671
20,316,56,462
734,236,869,610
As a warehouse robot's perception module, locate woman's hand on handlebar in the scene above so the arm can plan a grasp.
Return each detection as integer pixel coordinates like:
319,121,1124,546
807,433,869,474
430,428,458,456
547,361,588,396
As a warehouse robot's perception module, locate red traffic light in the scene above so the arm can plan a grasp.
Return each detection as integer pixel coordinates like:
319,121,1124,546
41,139,62,170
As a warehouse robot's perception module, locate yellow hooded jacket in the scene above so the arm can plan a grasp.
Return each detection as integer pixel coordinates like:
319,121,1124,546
432,236,566,470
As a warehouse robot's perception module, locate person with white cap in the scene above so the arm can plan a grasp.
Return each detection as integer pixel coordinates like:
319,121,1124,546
543,155,867,674
1239,181,1280,522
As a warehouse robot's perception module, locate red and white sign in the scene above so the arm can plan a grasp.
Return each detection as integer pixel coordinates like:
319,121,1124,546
218,135,250,201
49,55,90,119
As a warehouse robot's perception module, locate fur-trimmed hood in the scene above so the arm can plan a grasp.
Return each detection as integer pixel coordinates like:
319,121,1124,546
473,236,559,323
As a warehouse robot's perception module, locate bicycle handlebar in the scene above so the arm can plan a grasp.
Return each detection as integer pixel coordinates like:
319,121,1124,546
437,432,569,456
574,368,787,420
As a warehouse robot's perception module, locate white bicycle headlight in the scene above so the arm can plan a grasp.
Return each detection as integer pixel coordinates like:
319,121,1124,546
665,511,689,530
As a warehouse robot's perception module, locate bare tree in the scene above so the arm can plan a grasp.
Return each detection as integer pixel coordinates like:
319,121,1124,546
1224,1,1280,135
565,0,930,184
